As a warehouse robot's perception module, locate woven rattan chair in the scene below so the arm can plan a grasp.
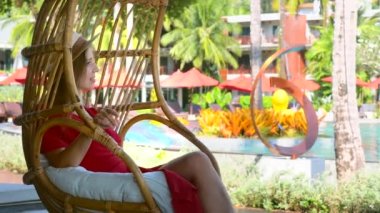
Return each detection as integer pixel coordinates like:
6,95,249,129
14,1,219,212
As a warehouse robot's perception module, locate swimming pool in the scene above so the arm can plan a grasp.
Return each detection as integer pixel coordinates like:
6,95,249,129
125,120,380,162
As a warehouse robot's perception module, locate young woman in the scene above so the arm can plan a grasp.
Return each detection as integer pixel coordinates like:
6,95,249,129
41,33,234,213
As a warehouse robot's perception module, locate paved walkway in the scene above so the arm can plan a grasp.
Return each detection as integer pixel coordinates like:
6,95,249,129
0,122,21,135
0,183,46,212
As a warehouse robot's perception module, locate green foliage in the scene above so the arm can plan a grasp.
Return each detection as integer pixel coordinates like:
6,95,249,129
191,93,207,109
239,95,250,109
0,0,42,17
165,0,198,19
229,164,380,212
356,9,380,77
305,22,335,107
286,0,304,15
307,8,380,106
161,0,242,71
192,87,232,110
0,0,12,17
262,96,273,109
0,0,42,57
212,87,232,109
0,86,23,102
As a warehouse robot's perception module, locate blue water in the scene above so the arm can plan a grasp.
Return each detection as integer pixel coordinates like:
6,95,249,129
125,121,380,162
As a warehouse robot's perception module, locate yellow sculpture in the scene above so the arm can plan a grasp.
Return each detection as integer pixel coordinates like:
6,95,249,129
272,89,289,111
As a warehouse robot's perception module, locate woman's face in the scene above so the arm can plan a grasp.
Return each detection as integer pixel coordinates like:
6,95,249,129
77,48,98,91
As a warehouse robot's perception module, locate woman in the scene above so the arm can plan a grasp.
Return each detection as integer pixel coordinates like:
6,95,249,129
42,33,234,213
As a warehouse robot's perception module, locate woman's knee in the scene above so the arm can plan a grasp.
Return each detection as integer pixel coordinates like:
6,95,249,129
187,151,212,169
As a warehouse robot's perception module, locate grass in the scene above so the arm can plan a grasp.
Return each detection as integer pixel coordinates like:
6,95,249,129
0,132,26,173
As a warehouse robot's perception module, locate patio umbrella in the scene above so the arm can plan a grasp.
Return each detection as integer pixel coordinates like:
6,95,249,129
289,78,320,91
160,69,185,88
219,75,251,92
95,71,140,89
321,76,370,87
219,74,276,93
0,67,27,85
161,68,218,114
174,67,218,88
368,77,380,89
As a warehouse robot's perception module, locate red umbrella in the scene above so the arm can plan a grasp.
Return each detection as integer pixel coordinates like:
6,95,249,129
169,67,218,88
289,78,320,91
219,75,251,92
0,67,27,85
368,78,380,89
160,69,185,88
95,71,140,89
219,74,276,92
322,76,370,87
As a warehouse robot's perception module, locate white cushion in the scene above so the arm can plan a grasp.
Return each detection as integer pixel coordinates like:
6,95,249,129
45,166,173,213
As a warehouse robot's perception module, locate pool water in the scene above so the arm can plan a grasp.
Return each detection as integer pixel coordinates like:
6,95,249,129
125,120,380,162
315,122,380,162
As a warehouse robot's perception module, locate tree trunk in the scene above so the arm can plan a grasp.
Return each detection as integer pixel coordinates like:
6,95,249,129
322,0,330,27
333,0,365,182
250,0,263,109
278,0,287,78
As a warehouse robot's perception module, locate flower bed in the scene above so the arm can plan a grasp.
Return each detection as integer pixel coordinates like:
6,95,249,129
197,108,308,138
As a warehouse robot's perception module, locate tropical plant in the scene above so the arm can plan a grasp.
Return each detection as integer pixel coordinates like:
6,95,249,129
239,95,251,109
262,96,273,109
0,0,42,57
307,7,380,107
160,0,242,74
197,109,224,136
356,9,380,77
191,87,232,110
305,22,334,107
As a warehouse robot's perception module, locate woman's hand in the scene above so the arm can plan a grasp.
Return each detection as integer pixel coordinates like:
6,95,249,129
93,107,119,129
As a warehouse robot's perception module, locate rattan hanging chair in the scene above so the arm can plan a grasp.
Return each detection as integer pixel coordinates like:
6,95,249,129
14,0,219,212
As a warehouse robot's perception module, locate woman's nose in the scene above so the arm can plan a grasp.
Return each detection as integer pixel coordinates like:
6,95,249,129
93,64,99,73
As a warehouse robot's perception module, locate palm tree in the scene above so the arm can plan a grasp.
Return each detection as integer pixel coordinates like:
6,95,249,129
0,0,42,57
160,0,242,75
333,0,365,182
321,0,330,26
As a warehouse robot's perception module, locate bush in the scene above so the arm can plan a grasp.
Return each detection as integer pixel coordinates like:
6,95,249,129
228,164,380,212
328,172,380,212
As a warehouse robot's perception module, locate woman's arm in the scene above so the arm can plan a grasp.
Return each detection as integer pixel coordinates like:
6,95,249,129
44,108,119,168
44,133,92,168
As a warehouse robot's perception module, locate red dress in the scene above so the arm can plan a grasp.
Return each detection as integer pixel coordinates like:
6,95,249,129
41,108,203,213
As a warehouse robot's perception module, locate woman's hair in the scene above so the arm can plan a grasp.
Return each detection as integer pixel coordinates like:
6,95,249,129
53,34,93,106
72,35,93,87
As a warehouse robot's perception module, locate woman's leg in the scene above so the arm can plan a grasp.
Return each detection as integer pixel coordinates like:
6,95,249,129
161,151,234,213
